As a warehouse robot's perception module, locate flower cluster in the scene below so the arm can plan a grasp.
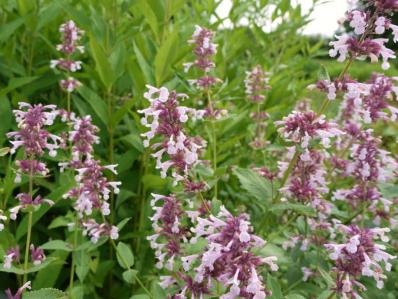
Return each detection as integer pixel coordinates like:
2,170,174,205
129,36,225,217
245,65,270,103
51,20,84,92
148,193,278,298
338,74,398,124
7,103,60,218
63,160,121,217
9,194,54,220
275,111,342,149
138,85,207,185
147,194,186,270
82,219,119,243
325,224,395,297
3,244,46,269
185,25,218,89
329,2,398,69
188,206,278,299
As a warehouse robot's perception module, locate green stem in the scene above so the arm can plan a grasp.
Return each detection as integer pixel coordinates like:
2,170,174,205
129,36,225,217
272,150,299,203
206,89,218,199
23,212,33,283
69,217,78,296
23,162,34,283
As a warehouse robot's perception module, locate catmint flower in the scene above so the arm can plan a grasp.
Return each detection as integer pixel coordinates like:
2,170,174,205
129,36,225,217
5,281,31,299
56,20,84,54
9,194,54,220
50,59,82,72
82,219,119,243
7,103,60,157
52,20,84,93
189,206,277,298
0,210,7,231
245,65,270,103
185,25,219,89
60,77,82,93
64,159,121,217
275,111,342,149
330,36,396,70
30,244,46,265
2,246,20,269
147,194,185,270
301,267,315,282
347,10,367,35
138,85,206,184
325,225,396,297
373,0,398,11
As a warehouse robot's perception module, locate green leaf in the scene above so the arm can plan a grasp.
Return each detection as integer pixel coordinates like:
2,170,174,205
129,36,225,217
89,35,116,90
111,98,135,128
233,168,272,203
319,267,334,287
267,276,283,299
286,295,306,299
132,42,154,84
121,133,144,153
0,147,10,156
77,86,109,126
116,242,135,269
270,203,316,217
0,17,24,43
0,76,39,97
130,295,150,299
117,217,132,231
154,30,178,84
40,240,72,252
133,0,159,41
23,288,67,299
122,269,138,284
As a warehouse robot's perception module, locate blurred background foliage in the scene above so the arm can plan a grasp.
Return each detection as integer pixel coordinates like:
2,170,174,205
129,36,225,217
0,0,397,298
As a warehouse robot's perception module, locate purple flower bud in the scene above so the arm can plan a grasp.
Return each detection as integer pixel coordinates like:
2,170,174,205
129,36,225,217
5,281,31,299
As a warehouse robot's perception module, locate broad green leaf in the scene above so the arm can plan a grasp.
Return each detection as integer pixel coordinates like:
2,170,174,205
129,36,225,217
267,276,283,299
0,18,24,43
110,98,135,128
133,0,159,41
122,269,138,284
89,35,116,91
121,133,144,153
154,29,179,84
233,168,272,203
132,42,154,84
130,295,150,299
77,86,109,126
40,240,72,252
23,288,67,299
116,242,135,269
0,76,38,97
270,203,316,217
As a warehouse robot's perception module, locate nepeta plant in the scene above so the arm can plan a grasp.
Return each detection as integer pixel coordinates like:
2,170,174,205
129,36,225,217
1,1,398,298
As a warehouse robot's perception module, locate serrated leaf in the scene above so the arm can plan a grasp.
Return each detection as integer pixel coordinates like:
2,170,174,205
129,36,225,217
23,288,67,299
116,242,134,269
233,168,272,203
